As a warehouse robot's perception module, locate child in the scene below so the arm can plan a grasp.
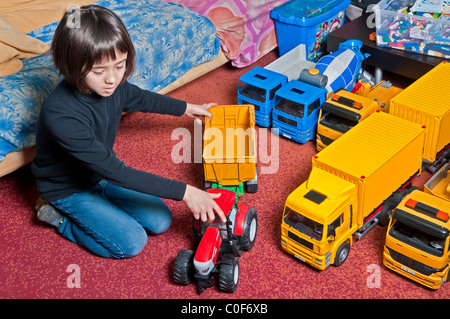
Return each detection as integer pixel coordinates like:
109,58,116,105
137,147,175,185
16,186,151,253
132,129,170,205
31,5,225,258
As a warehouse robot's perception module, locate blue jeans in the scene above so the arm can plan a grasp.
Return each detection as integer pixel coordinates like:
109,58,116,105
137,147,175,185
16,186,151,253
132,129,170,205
52,180,172,258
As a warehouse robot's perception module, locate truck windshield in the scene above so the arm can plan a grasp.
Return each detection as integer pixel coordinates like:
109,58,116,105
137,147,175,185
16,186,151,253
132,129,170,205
274,98,305,118
283,207,323,241
389,217,448,257
319,112,358,133
239,83,266,103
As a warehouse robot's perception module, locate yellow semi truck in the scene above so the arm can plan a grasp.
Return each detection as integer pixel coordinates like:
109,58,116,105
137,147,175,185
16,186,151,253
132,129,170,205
203,104,257,198
281,111,426,270
389,61,450,173
316,80,402,151
383,189,450,289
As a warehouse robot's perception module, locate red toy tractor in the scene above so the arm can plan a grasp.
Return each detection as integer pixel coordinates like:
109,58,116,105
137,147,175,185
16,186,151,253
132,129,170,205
173,188,258,294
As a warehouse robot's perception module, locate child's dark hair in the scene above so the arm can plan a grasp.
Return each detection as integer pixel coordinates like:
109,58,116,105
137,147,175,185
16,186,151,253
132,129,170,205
51,5,136,92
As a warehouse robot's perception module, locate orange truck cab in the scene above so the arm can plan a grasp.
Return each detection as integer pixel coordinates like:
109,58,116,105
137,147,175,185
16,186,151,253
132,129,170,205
383,190,450,289
316,80,402,151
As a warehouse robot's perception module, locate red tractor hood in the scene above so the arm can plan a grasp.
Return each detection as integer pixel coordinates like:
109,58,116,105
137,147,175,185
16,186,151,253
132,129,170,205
207,188,236,216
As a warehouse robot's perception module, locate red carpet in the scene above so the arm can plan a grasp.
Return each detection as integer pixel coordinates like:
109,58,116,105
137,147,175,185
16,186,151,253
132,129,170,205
0,50,448,301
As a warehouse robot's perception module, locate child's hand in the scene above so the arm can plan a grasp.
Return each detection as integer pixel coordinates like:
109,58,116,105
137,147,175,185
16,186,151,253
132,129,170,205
185,103,217,121
183,185,226,223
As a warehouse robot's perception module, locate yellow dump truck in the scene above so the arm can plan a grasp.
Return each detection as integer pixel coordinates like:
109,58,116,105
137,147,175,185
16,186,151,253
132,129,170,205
316,80,402,151
425,161,450,202
383,189,450,289
203,104,257,197
389,61,450,172
281,111,426,270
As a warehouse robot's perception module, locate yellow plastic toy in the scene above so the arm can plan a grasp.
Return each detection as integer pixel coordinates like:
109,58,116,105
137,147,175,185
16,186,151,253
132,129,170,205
389,61,450,172
383,189,450,289
425,161,450,202
203,104,257,197
316,80,402,151
281,111,426,270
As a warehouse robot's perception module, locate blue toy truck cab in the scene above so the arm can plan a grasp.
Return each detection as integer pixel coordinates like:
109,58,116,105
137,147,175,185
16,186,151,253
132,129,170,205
237,67,288,127
272,79,325,143
271,39,369,143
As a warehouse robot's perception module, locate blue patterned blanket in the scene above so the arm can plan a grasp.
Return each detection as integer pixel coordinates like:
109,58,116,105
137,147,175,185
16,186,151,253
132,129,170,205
0,0,220,163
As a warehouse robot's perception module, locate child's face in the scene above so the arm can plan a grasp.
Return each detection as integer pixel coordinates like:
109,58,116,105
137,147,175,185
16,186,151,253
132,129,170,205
84,50,128,97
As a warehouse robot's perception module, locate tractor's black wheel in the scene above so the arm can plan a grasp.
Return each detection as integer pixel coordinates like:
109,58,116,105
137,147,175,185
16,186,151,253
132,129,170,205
219,255,239,292
173,250,194,285
239,208,258,251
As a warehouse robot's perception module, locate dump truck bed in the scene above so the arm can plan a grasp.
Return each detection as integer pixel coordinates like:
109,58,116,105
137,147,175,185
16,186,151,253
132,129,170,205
425,162,450,202
203,105,256,186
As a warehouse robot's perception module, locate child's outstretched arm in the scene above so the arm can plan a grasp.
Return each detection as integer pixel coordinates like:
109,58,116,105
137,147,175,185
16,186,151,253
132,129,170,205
184,103,217,121
183,103,226,223
183,185,226,223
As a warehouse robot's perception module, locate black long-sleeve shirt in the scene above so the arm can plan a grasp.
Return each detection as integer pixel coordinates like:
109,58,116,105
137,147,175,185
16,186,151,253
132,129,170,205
31,80,188,202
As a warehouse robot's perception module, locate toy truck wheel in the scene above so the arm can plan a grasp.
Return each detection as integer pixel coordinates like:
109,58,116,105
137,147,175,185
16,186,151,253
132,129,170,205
334,242,350,267
379,186,419,226
219,255,239,292
204,180,212,190
245,168,258,193
239,208,258,251
173,250,194,285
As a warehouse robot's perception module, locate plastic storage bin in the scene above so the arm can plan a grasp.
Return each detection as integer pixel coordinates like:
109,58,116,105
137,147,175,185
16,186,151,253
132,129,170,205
271,0,350,62
373,0,450,59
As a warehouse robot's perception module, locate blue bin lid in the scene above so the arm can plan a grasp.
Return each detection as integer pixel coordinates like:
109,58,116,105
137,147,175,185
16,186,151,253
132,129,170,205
271,0,350,27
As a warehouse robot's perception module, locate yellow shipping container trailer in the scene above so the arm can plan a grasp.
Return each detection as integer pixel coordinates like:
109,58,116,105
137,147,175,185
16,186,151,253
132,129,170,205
389,62,450,172
281,111,426,270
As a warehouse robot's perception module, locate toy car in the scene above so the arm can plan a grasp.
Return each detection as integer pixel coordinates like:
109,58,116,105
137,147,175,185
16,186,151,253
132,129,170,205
173,188,258,294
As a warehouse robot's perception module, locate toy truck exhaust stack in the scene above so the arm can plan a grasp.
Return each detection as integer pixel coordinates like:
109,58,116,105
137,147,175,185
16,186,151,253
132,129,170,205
389,61,450,172
281,112,426,270
383,189,450,289
173,188,258,293
271,40,369,143
203,105,257,197
316,80,403,151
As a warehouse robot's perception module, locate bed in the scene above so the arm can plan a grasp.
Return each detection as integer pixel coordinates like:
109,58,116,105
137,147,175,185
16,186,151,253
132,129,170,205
0,0,288,177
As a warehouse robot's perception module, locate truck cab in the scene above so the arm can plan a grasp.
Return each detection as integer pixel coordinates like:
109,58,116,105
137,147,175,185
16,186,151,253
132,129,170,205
281,168,358,270
383,190,450,289
272,39,369,144
237,67,287,127
272,78,326,143
316,80,402,151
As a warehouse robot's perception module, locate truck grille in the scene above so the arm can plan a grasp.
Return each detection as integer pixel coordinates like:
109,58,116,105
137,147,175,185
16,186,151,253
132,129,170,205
277,115,297,127
317,133,334,146
386,246,441,276
241,100,259,111
288,231,314,250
